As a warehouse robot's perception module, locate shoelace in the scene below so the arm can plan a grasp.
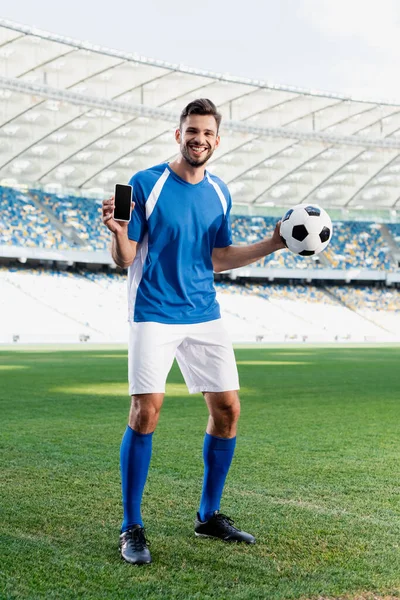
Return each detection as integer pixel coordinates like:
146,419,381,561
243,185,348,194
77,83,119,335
127,528,151,550
214,513,237,531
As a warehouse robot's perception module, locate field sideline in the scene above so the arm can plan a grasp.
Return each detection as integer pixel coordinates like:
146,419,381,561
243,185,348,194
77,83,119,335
1,346,400,600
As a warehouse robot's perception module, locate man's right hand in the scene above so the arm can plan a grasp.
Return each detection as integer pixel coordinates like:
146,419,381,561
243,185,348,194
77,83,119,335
102,197,135,235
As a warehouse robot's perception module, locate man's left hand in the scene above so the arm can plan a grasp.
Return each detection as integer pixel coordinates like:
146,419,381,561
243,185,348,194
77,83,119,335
271,221,286,251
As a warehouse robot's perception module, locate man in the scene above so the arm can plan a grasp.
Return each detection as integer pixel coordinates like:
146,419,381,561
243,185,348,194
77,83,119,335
102,98,285,566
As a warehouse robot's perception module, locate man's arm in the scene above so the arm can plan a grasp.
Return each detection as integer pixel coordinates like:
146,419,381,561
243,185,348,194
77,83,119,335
111,233,137,268
102,197,137,268
212,222,285,273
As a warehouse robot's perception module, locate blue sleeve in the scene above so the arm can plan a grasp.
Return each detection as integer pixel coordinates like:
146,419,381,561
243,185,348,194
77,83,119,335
127,175,147,243
214,192,233,248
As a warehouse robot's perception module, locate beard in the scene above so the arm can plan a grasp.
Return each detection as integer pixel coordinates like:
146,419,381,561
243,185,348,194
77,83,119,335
181,142,215,168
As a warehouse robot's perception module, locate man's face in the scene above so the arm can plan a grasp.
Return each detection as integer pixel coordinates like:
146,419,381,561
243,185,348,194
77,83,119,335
176,114,220,168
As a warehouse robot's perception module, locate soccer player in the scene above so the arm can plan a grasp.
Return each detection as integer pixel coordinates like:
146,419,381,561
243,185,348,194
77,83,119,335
102,99,285,565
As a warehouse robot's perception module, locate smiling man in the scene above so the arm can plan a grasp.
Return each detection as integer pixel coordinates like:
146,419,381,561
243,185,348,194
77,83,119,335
102,99,285,566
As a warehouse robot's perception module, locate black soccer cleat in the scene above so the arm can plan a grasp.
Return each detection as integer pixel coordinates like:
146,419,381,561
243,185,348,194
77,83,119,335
119,525,152,565
194,511,256,544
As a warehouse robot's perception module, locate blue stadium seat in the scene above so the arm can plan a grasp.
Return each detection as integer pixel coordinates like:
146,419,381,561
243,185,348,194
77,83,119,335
0,186,71,249
0,186,396,271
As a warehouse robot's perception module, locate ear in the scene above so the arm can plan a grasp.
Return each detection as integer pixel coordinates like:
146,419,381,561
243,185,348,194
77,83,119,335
175,128,181,144
215,134,220,149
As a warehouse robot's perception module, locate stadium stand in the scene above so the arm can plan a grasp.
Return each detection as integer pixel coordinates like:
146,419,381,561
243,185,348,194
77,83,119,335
231,216,324,270
1,266,398,344
31,189,112,251
330,285,400,338
0,186,70,250
323,221,393,270
1,186,398,272
217,282,399,342
387,223,400,252
0,266,126,343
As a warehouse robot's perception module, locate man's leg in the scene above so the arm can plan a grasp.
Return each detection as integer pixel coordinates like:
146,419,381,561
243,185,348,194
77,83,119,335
175,320,255,542
122,321,184,564
198,391,239,521
121,393,164,530
119,393,164,564
195,390,255,544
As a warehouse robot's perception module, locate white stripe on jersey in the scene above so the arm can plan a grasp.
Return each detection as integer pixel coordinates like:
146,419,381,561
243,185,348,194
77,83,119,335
145,167,170,220
127,232,148,323
206,173,227,216
128,168,170,322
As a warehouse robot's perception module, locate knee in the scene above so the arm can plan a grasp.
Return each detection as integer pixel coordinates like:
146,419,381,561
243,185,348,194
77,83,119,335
223,398,241,424
129,395,162,433
213,393,241,426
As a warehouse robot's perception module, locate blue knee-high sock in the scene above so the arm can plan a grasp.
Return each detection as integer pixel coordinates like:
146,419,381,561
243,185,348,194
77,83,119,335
198,433,236,522
120,426,153,532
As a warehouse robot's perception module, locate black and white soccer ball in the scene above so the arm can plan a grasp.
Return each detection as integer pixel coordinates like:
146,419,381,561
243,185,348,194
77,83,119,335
280,204,333,256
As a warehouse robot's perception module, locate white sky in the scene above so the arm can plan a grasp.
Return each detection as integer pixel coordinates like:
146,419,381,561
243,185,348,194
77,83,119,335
1,0,400,101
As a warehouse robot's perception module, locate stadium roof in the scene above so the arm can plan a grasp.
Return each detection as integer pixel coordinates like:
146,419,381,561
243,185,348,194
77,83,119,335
1,19,400,209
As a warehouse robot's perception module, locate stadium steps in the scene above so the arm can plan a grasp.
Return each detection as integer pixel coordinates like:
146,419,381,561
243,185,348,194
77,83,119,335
322,286,393,335
254,289,321,329
27,191,85,248
379,224,400,266
3,271,104,335
314,250,331,267
320,247,336,267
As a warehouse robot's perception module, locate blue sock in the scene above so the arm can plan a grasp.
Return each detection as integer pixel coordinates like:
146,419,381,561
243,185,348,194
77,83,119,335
120,426,153,532
198,433,236,522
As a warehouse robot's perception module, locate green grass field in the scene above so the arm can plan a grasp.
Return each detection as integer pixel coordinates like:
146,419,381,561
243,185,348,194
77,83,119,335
1,345,400,600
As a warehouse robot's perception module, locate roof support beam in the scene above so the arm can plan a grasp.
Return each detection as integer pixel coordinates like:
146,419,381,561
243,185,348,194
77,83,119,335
2,77,400,150
344,152,400,207
2,18,398,108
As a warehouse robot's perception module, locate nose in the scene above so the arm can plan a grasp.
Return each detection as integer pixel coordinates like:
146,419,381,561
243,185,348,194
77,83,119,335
193,134,207,146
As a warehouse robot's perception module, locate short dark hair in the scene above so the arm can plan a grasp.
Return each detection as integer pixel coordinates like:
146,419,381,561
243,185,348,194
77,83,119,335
179,99,222,132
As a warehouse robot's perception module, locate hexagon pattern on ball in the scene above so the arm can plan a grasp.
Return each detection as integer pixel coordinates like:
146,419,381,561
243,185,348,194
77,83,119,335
292,225,308,242
280,204,333,255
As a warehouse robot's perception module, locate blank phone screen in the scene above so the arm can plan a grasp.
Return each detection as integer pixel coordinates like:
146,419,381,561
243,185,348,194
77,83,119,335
114,184,132,221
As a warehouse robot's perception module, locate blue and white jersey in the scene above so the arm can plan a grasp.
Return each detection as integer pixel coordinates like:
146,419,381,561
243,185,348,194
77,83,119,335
127,162,232,324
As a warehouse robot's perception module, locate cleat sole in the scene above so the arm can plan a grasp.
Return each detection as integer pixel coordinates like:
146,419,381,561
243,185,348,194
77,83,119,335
195,532,243,542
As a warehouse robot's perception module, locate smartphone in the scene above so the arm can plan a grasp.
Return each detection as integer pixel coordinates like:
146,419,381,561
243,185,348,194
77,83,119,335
114,184,133,222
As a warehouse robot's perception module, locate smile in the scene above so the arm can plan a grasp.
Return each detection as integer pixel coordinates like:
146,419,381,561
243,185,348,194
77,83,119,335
189,146,208,154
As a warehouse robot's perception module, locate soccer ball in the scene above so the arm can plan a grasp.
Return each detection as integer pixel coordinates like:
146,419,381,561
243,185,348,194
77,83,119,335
280,204,333,256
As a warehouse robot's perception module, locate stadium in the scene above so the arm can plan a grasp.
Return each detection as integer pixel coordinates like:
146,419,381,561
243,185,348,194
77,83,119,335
1,17,400,600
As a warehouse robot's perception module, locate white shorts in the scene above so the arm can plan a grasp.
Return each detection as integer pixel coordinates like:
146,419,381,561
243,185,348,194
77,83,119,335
128,318,240,395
